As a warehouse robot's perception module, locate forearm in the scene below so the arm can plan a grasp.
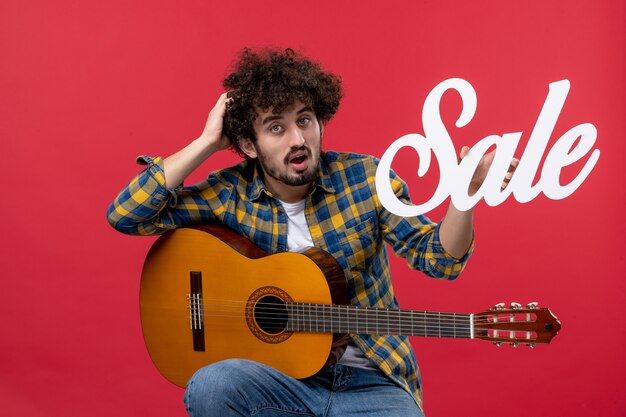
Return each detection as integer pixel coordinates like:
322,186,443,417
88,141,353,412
438,201,474,259
163,137,220,188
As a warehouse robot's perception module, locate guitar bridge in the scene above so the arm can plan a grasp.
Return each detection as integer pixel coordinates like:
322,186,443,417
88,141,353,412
188,271,205,351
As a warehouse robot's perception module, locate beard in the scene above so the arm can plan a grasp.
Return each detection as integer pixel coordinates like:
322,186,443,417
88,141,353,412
256,145,320,187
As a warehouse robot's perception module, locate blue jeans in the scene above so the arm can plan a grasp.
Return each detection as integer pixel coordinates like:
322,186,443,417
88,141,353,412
184,359,425,417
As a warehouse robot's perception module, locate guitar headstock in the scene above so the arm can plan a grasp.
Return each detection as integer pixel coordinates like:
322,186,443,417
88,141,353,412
473,302,561,347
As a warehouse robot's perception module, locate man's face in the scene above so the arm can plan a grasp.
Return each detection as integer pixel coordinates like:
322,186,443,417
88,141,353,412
243,101,322,199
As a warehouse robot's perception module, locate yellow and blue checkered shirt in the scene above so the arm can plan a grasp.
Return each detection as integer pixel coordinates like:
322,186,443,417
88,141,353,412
107,151,472,408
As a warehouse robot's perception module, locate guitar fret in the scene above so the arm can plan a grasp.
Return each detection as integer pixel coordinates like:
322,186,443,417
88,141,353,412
397,309,402,336
325,304,330,333
450,313,457,338
438,312,441,337
387,308,391,334
361,307,369,334
305,303,309,332
374,310,380,334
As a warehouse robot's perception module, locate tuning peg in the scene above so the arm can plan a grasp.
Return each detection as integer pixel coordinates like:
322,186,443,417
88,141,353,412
493,342,502,347
510,342,519,348
510,302,522,310
492,303,505,311
526,302,539,309
526,343,535,348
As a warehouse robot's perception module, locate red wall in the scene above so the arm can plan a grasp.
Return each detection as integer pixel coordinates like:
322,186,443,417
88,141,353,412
2,1,624,416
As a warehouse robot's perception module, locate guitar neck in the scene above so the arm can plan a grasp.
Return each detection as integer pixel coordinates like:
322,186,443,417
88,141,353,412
285,302,473,339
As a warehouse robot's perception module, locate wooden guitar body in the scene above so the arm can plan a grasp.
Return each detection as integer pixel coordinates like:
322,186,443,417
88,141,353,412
140,225,349,388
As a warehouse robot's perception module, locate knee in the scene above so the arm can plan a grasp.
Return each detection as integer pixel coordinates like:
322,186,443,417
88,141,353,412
186,359,273,403
187,359,253,396
185,359,256,415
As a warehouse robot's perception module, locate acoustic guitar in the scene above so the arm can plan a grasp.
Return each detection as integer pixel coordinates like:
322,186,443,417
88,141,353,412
140,225,561,388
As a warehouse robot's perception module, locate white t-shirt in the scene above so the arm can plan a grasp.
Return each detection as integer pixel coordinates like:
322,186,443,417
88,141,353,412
280,199,312,253
279,199,377,370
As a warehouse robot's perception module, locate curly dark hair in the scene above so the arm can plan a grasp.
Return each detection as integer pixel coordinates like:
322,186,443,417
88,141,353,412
222,48,343,158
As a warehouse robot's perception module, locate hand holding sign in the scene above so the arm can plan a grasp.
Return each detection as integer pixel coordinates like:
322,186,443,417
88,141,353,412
459,145,519,197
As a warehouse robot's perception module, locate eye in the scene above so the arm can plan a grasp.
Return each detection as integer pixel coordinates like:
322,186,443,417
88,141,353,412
298,117,311,126
269,124,283,134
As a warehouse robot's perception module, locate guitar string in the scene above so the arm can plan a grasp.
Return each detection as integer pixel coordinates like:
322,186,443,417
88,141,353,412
188,313,473,334
184,313,537,334
185,308,532,335
186,305,534,334
198,307,473,322
196,310,472,324
194,297,535,315
190,298,529,320
195,310,522,326
187,312,526,335
193,302,473,327
186,299,534,334
183,312,534,337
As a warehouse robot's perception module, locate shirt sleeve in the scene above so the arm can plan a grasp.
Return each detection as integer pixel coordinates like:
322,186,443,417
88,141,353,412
374,159,473,280
106,156,225,235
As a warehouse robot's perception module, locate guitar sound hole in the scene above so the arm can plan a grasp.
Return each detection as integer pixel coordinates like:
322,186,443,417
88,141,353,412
254,296,287,334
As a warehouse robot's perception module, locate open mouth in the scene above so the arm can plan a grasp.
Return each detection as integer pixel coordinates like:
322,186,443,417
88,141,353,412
286,149,310,170
289,154,308,164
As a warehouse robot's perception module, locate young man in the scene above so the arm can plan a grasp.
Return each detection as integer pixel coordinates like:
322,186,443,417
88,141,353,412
107,48,516,417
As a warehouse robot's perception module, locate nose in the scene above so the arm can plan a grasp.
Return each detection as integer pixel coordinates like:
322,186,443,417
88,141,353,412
287,125,305,147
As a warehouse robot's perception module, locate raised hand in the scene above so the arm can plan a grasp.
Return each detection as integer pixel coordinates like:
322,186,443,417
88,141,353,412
198,92,232,154
460,146,519,196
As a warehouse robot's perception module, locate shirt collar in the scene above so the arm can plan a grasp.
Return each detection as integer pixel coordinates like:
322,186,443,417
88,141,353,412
248,162,269,202
315,153,335,194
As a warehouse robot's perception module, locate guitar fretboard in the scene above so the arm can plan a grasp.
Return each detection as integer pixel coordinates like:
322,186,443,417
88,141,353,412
285,302,472,338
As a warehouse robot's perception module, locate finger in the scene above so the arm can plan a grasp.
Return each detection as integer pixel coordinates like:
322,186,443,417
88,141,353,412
225,90,236,106
500,171,514,190
219,92,230,107
509,157,520,170
210,93,230,118
459,146,470,161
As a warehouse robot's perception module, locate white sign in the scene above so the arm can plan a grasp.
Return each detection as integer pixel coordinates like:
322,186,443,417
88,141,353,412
375,78,600,216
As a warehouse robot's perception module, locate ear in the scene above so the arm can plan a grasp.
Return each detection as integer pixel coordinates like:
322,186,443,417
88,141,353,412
237,138,258,159
319,120,325,138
